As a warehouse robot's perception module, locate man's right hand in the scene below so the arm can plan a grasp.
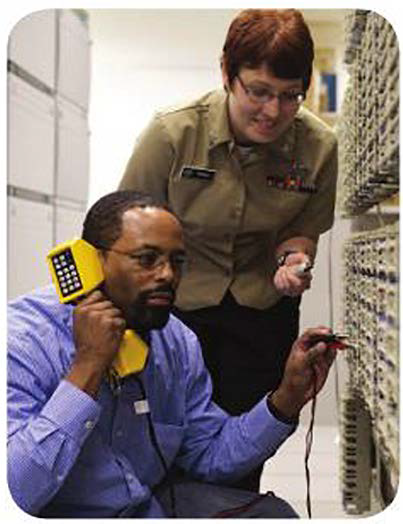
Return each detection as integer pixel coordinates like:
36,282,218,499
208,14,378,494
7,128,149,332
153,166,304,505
66,290,126,397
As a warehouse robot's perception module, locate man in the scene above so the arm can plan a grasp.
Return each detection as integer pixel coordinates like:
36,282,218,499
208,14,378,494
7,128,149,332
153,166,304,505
8,190,337,518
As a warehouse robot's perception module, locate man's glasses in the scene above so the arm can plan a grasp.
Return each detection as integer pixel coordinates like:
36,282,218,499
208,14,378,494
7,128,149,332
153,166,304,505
237,75,305,107
98,245,188,273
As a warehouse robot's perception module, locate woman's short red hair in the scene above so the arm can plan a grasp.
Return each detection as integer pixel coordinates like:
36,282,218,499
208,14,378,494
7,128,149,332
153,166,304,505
222,9,314,91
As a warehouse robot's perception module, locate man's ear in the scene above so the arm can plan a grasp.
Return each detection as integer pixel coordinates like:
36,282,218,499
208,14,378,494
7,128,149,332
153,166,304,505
96,250,111,290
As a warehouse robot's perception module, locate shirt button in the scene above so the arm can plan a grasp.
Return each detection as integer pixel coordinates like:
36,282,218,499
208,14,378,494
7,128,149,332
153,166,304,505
85,420,94,430
116,430,123,437
126,474,134,483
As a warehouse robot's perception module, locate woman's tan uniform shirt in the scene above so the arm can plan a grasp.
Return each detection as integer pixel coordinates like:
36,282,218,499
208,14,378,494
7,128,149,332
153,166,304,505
120,89,338,311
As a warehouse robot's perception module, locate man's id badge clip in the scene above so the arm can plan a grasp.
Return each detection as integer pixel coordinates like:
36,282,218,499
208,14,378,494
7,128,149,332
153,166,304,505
181,166,216,180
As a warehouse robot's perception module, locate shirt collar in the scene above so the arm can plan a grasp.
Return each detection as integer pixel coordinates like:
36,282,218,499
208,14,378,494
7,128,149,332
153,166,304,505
207,89,233,150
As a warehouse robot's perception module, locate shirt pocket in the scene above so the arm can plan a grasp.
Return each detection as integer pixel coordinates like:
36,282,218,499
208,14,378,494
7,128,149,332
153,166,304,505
261,186,310,230
168,174,218,222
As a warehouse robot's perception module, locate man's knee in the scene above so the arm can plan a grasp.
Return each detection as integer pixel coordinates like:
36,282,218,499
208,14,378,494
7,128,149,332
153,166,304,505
260,494,300,518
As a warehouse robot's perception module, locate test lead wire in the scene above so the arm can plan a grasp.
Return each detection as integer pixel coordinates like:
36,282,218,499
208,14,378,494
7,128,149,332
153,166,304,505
304,366,318,519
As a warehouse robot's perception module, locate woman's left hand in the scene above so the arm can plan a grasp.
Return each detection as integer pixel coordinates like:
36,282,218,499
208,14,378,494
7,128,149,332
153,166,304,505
273,252,313,297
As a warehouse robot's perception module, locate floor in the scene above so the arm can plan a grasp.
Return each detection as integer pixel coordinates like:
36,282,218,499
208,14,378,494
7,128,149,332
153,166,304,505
260,422,349,519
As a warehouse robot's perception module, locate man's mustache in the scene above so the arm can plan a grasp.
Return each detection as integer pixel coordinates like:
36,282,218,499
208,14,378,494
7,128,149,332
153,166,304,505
140,285,176,304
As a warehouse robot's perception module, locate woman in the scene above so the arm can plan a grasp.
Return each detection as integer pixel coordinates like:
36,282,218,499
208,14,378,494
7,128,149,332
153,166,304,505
119,9,338,490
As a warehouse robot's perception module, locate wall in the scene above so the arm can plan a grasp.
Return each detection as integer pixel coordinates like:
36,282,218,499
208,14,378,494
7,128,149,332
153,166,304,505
88,9,236,205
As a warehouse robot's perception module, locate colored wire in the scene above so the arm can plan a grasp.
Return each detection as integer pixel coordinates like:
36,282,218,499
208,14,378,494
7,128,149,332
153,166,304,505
304,365,318,518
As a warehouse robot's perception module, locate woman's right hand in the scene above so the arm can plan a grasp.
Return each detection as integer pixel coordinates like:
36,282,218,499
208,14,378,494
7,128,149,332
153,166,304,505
273,252,313,297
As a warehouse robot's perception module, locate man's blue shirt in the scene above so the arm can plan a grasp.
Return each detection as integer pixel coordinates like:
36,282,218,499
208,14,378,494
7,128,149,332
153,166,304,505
7,286,296,517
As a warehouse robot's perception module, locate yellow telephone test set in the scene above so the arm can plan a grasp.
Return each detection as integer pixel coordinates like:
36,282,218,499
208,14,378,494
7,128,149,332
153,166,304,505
47,238,148,377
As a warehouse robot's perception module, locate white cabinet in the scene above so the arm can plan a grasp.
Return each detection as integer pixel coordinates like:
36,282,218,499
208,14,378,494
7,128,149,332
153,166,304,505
8,73,55,195
7,9,91,301
58,10,91,109
8,9,56,89
8,197,54,300
56,97,90,202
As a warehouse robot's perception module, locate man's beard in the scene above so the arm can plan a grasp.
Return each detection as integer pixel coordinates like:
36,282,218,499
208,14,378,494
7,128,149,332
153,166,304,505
126,286,176,332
